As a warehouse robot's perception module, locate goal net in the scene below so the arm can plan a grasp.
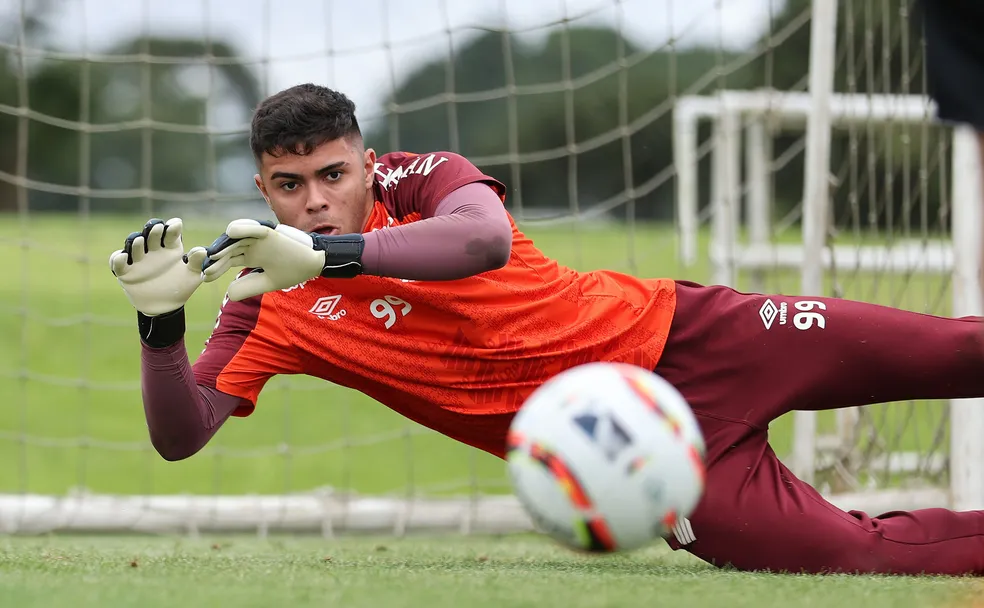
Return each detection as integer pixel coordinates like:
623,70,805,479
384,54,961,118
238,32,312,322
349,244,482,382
1,0,981,536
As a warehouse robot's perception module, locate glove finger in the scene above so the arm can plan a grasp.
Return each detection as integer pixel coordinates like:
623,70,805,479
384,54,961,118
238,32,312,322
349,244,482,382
143,219,167,252
226,218,277,240
227,270,273,302
184,246,207,275
212,237,257,259
122,231,142,264
109,250,128,277
205,231,243,259
202,252,247,282
274,223,315,247
203,238,257,274
162,218,184,248
130,236,147,264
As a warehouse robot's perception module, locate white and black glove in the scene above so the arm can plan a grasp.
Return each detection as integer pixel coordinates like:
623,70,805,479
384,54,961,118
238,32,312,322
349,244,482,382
202,219,364,302
109,218,207,347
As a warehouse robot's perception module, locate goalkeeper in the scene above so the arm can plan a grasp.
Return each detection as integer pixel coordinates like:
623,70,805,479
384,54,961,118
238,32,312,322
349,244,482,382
111,83,984,576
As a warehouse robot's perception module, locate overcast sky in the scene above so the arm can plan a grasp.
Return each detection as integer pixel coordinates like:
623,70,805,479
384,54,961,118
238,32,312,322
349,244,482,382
5,0,787,121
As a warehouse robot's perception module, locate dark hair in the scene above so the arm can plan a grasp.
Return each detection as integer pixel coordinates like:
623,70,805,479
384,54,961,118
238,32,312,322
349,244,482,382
249,83,362,161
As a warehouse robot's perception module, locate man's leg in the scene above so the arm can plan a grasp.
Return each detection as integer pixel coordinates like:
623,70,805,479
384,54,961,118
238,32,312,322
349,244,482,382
655,281,984,574
671,429,984,575
656,281,984,435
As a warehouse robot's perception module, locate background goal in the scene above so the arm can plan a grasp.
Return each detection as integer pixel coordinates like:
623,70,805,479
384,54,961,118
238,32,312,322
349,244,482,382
2,0,982,536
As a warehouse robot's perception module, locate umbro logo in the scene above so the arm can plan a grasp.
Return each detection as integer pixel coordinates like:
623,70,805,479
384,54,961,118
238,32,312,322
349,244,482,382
758,298,788,330
309,295,347,321
759,299,778,329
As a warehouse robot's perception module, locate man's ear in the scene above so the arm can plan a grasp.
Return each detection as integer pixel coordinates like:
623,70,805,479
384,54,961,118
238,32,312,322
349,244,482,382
363,148,377,189
254,174,272,209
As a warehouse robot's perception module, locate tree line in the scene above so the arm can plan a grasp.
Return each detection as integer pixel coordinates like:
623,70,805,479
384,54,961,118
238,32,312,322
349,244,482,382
0,0,946,228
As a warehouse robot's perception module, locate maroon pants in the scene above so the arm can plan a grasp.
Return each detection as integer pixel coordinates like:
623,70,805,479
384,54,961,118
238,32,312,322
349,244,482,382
653,281,984,575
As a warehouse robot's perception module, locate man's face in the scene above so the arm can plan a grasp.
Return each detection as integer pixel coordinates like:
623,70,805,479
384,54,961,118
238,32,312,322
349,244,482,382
254,136,376,235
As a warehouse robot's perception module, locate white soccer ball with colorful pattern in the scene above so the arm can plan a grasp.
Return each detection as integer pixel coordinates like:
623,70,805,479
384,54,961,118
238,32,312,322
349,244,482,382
506,362,706,552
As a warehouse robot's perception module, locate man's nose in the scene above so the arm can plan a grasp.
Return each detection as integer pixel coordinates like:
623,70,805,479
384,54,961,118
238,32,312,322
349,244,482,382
306,189,329,212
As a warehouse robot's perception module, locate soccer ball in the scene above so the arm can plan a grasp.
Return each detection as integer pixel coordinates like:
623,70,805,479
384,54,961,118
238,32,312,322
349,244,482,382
506,362,706,553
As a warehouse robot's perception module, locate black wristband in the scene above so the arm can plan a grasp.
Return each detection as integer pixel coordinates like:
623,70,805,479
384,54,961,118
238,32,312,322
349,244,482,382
312,233,365,278
137,307,186,349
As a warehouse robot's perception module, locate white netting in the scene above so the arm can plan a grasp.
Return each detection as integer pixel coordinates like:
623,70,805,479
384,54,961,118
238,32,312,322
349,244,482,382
1,0,980,535
674,1,984,508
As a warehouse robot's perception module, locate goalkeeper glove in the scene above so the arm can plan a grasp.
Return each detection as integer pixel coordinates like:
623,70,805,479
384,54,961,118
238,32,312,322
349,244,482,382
201,219,365,302
109,218,207,347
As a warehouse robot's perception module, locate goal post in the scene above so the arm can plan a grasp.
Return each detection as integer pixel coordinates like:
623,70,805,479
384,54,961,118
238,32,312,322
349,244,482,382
949,126,984,512
796,0,837,485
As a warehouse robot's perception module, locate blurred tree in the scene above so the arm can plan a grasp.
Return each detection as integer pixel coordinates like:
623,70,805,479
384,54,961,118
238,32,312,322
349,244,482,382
367,26,756,221
370,5,941,229
758,0,925,96
2,1,938,229
0,0,58,212
751,0,943,235
0,1,261,213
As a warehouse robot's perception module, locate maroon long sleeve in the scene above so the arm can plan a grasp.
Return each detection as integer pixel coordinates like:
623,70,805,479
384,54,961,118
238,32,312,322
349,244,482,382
360,181,512,280
139,181,513,461
141,339,240,461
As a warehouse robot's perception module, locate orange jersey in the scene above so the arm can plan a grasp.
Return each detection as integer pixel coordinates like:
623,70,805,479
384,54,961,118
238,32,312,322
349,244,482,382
194,151,677,458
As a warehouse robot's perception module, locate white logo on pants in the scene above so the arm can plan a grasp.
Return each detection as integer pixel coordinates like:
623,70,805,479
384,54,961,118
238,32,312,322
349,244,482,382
672,517,696,545
759,298,826,331
759,299,779,329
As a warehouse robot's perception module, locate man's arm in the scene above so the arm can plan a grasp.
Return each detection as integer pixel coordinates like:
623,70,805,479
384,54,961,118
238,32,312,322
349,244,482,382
360,181,512,281
110,218,296,461
109,218,239,460
137,290,298,461
141,333,241,461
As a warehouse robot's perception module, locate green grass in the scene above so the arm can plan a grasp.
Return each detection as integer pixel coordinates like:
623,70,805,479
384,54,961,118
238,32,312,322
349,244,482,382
0,214,976,607
0,213,960,497
1,535,981,608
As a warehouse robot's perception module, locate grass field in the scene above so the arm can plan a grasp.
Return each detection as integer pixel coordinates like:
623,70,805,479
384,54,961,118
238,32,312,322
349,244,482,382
0,213,978,606
0,213,958,497
2,534,983,608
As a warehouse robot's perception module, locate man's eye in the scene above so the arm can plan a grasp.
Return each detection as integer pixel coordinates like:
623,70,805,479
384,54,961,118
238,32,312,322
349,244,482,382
325,171,342,182
280,182,298,192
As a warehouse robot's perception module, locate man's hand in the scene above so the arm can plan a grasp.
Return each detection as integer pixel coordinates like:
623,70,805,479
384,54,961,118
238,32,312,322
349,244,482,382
109,218,207,317
202,219,364,302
